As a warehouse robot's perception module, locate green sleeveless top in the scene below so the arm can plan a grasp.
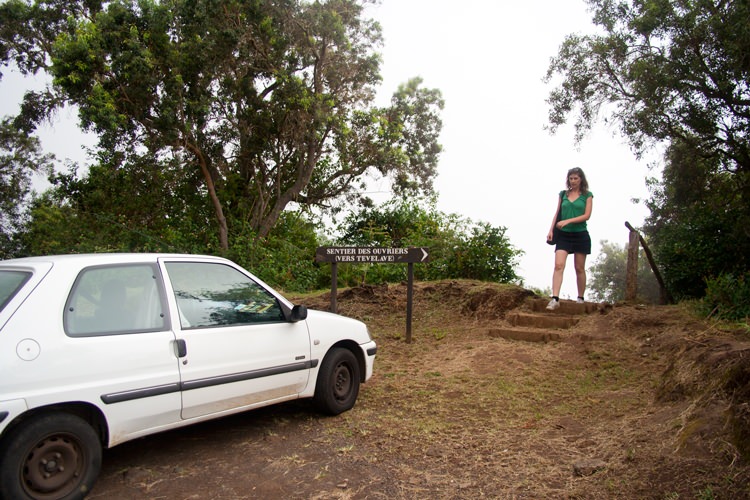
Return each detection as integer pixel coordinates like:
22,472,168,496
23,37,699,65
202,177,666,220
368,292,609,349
559,190,593,232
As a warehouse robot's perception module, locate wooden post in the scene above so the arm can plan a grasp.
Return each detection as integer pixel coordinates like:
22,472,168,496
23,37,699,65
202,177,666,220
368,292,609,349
330,262,338,313
626,229,639,302
406,263,414,344
624,222,674,304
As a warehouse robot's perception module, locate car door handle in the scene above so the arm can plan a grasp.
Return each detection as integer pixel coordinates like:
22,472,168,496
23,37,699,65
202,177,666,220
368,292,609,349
175,339,187,358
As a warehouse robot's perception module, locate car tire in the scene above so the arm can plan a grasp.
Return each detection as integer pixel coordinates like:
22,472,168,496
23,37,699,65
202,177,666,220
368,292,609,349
313,347,361,415
0,412,102,500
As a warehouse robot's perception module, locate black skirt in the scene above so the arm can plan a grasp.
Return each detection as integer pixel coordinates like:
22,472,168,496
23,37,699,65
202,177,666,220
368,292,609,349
555,230,591,254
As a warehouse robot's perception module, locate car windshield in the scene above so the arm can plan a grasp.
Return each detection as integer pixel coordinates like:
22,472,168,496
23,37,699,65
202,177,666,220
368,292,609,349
0,270,32,313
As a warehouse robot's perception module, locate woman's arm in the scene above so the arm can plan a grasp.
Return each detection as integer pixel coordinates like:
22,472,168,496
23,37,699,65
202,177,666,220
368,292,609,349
558,195,593,228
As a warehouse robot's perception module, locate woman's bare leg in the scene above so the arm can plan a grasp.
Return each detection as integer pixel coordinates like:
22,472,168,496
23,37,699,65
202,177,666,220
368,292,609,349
574,252,587,298
552,250,568,297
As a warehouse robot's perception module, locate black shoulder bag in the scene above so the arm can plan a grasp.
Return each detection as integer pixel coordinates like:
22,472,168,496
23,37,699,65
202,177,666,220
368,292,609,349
547,193,563,245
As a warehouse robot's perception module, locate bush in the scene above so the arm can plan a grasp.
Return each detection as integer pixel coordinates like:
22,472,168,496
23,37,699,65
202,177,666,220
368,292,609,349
227,213,325,293
700,272,750,322
334,200,522,286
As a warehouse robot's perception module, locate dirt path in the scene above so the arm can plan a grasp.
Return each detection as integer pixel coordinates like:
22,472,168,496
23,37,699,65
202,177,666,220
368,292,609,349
88,281,750,499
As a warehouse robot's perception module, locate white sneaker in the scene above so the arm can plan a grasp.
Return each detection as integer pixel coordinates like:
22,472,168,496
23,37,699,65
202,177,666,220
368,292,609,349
576,297,585,304
546,299,560,311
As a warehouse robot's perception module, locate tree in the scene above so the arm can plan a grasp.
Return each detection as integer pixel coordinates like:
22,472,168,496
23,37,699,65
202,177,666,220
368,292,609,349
21,155,216,256
0,118,54,258
643,138,748,298
1,0,443,251
545,0,750,297
588,240,661,303
546,0,750,174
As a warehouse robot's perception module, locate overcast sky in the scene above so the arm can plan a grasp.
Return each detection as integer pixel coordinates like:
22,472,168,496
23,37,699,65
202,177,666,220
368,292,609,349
1,0,659,299
367,0,658,297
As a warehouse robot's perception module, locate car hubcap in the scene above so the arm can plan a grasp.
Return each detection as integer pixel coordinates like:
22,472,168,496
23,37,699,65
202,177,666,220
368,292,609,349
333,363,352,401
23,435,83,496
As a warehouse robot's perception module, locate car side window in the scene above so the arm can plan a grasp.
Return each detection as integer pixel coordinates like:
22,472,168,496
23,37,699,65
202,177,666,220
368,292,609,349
165,262,284,329
0,270,31,313
65,264,168,336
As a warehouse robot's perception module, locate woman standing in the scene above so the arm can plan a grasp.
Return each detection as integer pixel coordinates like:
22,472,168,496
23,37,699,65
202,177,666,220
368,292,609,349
546,167,594,310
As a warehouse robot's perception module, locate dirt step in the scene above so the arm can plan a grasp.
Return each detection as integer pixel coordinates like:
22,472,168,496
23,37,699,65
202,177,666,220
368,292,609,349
528,298,599,315
488,327,561,343
507,312,580,330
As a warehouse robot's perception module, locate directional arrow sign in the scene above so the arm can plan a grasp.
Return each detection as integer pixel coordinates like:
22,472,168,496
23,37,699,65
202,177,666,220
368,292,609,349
315,247,430,264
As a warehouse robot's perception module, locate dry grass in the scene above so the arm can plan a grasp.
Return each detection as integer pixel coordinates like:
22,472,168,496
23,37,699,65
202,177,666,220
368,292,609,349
303,281,750,499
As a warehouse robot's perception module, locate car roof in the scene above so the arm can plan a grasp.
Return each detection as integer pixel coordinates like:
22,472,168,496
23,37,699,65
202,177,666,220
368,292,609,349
0,253,229,267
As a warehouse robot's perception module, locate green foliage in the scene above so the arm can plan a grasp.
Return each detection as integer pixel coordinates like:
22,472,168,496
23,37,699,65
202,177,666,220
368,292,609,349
588,240,661,304
644,140,750,299
546,0,750,170
700,273,750,322
21,164,325,292
226,213,324,293
21,173,526,293
20,155,217,256
333,200,523,286
434,221,521,283
0,118,55,258
2,0,444,251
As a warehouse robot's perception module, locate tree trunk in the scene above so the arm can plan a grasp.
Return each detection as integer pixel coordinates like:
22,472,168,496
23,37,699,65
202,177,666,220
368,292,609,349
188,143,229,251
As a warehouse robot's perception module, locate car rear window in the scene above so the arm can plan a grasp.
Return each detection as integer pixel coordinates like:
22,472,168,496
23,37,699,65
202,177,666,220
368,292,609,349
0,270,32,313
65,264,169,336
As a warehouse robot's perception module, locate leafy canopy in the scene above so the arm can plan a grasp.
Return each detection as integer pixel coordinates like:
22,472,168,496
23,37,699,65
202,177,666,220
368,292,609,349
1,0,443,251
546,0,750,174
643,138,749,298
0,118,54,258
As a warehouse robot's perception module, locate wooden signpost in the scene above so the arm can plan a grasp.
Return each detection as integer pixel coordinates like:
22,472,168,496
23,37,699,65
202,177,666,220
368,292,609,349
315,247,430,343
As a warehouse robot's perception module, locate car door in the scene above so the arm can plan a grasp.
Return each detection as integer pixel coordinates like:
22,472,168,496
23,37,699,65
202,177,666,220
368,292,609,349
62,262,183,441
160,259,312,420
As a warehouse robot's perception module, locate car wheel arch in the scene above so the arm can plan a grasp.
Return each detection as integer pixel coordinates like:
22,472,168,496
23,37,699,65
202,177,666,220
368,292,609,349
2,402,109,449
0,410,104,500
325,340,366,383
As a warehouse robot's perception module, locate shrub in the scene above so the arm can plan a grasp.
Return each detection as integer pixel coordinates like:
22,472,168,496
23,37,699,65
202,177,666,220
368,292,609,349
334,200,522,286
700,272,750,322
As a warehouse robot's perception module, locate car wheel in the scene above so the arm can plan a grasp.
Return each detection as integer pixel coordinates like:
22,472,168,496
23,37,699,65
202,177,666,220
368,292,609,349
0,412,102,500
313,348,361,415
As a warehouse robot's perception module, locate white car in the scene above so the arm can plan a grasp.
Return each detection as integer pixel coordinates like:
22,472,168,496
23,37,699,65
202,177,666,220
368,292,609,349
0,253,376,500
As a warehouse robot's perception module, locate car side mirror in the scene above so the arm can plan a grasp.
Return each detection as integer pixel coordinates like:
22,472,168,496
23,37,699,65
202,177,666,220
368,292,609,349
290,304,307,322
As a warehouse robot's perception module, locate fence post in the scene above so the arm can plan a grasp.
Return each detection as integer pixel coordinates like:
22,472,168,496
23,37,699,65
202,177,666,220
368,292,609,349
626,229,639,302
330,262,338,313
624,222,674,305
